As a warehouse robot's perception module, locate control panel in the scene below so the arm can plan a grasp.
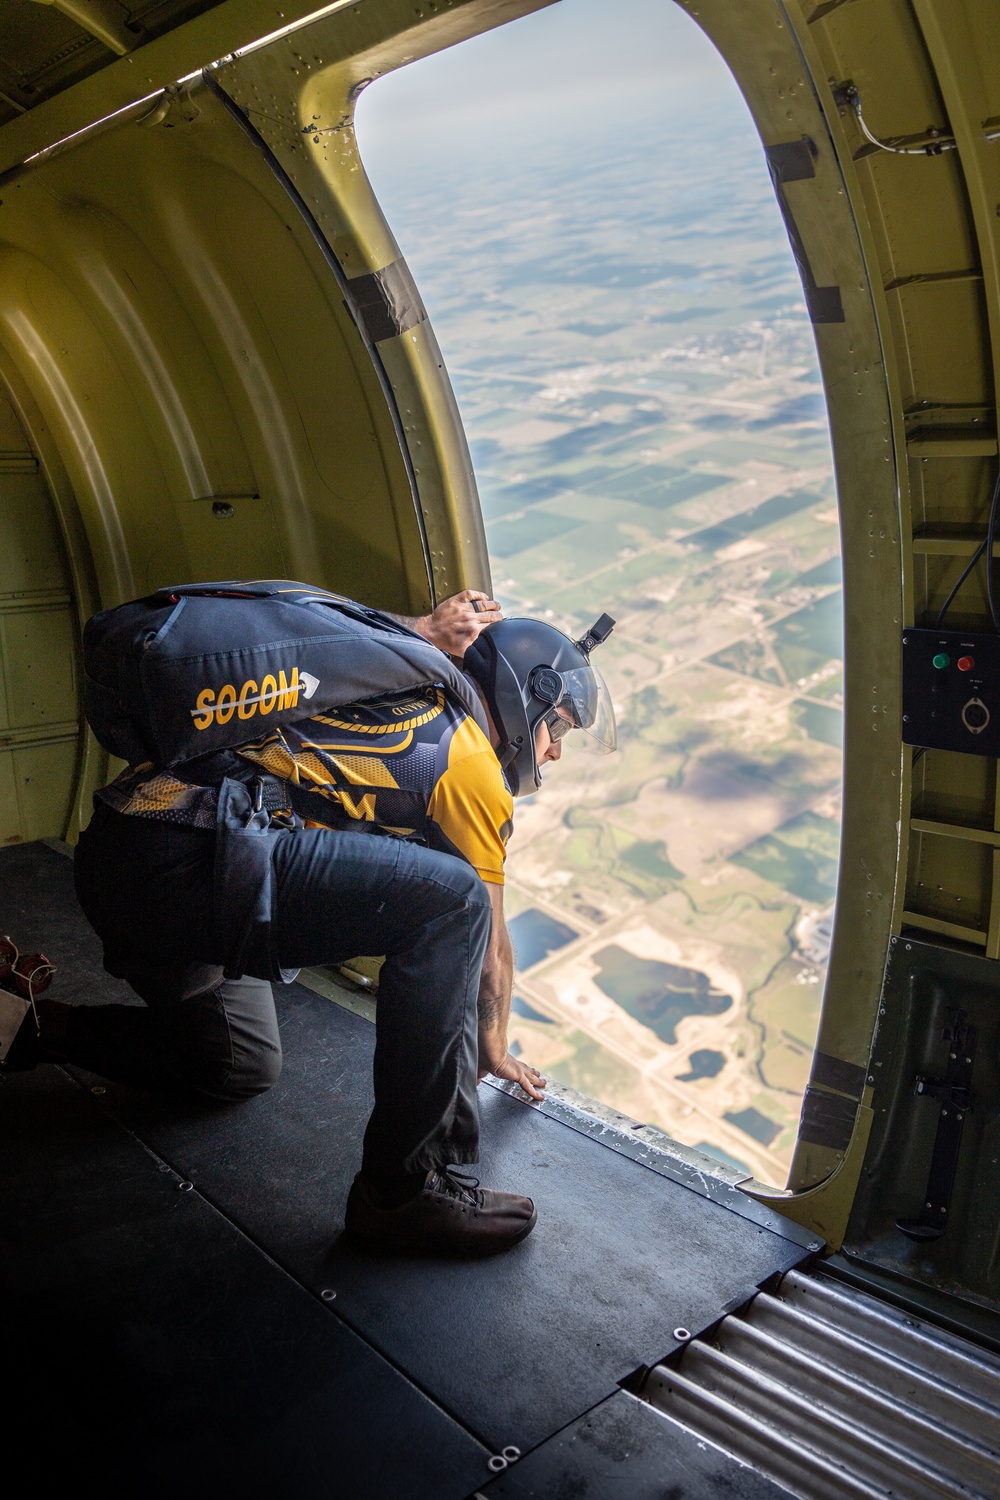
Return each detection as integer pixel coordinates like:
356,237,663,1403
902,628,1000,757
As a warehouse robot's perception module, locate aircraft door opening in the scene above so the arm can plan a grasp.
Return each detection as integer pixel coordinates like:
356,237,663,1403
356,0,844,1190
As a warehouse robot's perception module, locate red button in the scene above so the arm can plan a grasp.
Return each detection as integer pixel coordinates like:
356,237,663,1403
958,656,975,671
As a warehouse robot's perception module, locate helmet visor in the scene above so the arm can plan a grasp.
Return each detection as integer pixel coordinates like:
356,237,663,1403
554,664,617,754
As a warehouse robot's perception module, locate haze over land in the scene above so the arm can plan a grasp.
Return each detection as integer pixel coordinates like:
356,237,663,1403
358,0,841,1184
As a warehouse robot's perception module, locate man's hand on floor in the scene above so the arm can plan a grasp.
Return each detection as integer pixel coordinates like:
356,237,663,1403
479,1050,547,1102
411,590,503,656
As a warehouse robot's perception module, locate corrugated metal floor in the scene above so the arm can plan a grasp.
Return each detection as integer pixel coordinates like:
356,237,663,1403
641,1268,1000,1500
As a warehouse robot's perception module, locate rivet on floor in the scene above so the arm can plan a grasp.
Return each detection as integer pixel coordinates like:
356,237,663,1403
90,1085,106,1095
178,1181,194,1192
673,1327,691,1342
321,1289,337,1301
487,1456,508,1473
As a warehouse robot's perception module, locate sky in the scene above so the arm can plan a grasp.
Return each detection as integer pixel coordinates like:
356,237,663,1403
355,0,757,169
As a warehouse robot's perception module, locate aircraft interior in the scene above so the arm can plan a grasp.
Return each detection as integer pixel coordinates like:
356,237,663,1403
1,0,999,1495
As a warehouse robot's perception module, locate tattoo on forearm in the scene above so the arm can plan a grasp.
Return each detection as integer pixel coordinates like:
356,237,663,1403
478,993,504,1030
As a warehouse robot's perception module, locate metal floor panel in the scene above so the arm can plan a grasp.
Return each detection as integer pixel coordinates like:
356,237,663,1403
0,839,136,1008
0,841,809,1464
87,988,807,1451
0,1065,490,1499
476,1389,793,1500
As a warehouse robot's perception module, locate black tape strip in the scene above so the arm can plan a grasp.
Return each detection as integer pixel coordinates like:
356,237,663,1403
811,1051,867,1098
767,138,817,184
803,285,845,322
766,138,845,325
347,260,427,344
799,1085,857,1150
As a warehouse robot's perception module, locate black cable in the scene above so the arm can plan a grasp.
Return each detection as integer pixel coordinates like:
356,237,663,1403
987,467,1000,632
936,537,988,627
935,468,1000,629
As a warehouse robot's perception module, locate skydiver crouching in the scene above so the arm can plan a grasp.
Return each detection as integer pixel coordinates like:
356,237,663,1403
7,588,617,1257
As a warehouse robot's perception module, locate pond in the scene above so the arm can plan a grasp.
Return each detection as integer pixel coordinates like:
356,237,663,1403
677,1048,725,1081
511,994,556,1024
509,908,578,971
724,1106,781,1147
592,945,732,1046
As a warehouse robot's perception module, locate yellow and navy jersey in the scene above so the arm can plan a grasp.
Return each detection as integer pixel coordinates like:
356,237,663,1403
234,688,513,883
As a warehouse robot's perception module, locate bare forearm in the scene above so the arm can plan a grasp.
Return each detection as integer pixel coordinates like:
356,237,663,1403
476,882,546,1100
477,916,514,1045
476,886,545,1100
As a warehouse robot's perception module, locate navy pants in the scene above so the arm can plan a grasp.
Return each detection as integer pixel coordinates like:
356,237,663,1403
72,805,492,1186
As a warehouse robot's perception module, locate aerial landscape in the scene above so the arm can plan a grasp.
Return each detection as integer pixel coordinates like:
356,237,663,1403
358,0,842,1185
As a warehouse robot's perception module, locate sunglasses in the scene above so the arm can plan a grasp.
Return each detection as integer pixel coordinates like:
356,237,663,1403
542,707,574,742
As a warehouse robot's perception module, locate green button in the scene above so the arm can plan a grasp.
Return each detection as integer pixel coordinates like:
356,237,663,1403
933,653,950,669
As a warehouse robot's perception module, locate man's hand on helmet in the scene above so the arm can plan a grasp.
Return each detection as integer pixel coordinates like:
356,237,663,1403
409,590,503,656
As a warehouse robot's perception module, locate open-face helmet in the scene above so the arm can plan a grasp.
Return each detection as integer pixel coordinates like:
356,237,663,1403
463,613,617,796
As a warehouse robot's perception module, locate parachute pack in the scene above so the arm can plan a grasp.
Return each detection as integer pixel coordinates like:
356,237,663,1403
83,580,487,768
